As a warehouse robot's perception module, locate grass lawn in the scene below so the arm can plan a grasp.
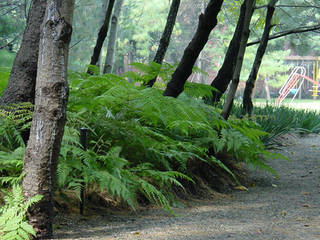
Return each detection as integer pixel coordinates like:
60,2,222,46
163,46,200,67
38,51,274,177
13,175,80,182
253,98,320,111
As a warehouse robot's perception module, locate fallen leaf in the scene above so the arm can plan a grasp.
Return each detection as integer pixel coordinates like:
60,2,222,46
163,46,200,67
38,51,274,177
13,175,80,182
302,204,311,208
281,210,287,216
302,192,310,196
272,184,277,188
234,185,248,191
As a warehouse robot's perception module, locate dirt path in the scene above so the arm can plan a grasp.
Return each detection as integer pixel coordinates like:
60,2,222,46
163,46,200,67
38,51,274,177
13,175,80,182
54,134,320,240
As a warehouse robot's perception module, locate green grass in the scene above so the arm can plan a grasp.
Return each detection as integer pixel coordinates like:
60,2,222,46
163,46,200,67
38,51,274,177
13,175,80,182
232,99,320,145
253,98,320,111
0,50,15,68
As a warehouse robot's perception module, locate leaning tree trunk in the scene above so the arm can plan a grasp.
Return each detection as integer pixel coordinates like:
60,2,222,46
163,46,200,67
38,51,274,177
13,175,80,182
221,0,256,120
205,1,246,105
163,0,224,97
0,0,46,105
87,0,115,74
103,0,124,74
145,0,181,87
242,0,277,116
22,0,74,238
97,0,109,68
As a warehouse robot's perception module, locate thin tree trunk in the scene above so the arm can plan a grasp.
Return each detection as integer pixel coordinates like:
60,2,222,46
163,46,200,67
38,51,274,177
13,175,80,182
0,0,47,105
205,1,246,105
264,76,271,101
196,54,203,83
87,0,115,74
103,0,124,74
163,0,224,97
22,0,74,238
196,0,206,84
98,0,109,68
145,0,181,87
242,0,277,116
221,0,256,120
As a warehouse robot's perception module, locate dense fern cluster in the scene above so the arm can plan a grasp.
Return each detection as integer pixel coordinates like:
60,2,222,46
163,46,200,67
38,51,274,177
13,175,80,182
0,67,279,215
66,72,278,196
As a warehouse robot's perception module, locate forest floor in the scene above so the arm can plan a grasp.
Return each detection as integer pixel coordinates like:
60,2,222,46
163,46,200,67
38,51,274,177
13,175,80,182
54,133,320,240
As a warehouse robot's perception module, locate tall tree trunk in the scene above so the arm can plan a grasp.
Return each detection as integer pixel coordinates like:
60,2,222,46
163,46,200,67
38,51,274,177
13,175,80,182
196,54,203,83
22,0,74,238
145,0,181,87
221,0,255,120
264,76,271,101
205,1,246,105
163,0,224,97
196,0,206,84
98,0,109,68
242,0,277,116
0,0,47,105
87,0,115,74
103,0,124,74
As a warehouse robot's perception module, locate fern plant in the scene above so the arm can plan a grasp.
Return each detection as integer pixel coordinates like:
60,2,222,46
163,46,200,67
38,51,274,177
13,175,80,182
68,73,279,183
0,103,33,186
0,185,42,240
0,102,33,151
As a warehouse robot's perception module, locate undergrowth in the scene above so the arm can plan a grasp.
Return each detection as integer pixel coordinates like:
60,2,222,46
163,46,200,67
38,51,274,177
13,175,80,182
231,103,320,145
0,64,293,214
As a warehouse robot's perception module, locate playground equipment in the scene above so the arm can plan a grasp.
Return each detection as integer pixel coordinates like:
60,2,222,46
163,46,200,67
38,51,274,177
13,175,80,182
276,66,320,104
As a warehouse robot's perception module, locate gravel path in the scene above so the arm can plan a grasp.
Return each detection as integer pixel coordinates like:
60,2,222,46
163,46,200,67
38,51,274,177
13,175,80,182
54,134,320,240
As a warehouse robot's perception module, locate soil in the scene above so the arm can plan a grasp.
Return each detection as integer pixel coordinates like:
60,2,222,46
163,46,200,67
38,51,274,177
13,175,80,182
54,134,320,240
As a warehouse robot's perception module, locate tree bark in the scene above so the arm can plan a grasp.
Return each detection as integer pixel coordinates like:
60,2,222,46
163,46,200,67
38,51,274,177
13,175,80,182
221,0,256,120
97,0,109,68
103,0,124,74
205,1,246,105
0,0,47,105
242,0,277,116
264,76,271,101
145,0,181,87
163,0,224,97
87,0,115,74
22,0,74,238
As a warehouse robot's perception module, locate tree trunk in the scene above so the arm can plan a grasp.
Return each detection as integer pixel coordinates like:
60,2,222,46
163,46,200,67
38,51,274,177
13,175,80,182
205,1,246,105
0,0,47,105
103,0,124,74
87,0,115,74
145,0,181,87
163,0,224,97
97,0,109,68
242,0,277,116
221,0,255,120
264,76,271,101
22,0,74,238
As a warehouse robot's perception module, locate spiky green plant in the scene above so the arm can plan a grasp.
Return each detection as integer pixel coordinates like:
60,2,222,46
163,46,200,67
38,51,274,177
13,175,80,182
232,103,320,145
